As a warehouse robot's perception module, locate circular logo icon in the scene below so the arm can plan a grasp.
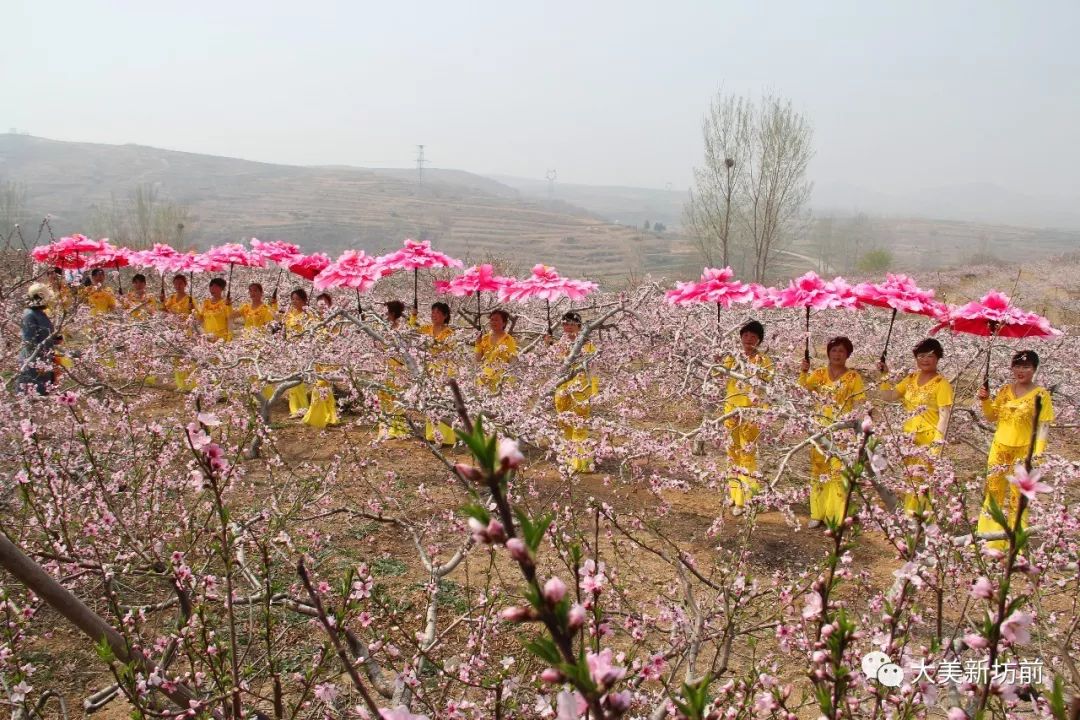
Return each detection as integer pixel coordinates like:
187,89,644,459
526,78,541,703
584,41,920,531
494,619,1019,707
877,662,904,688
861,651,891,678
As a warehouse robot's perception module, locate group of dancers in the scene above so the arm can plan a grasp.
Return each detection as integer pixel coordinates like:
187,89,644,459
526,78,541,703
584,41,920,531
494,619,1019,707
18,271,601,471
18,273,1053,536
724,319,1053,541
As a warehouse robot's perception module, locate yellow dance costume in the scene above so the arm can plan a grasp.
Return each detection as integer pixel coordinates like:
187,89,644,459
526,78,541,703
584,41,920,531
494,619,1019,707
723,353,774,508
123,292,160,319
197,298,232,342
419,324,457,446
238,302,274,331
283,308,314,416
798,368,866,524
476,332,519,394
889,373,954,513
554,341,599,473
302,321,340,430
978,385,1053,548
164,293,197,392
84,285,118,315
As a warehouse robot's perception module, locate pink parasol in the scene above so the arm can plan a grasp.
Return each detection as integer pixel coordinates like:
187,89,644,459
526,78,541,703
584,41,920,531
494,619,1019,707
435,264,515,329
287,253,332,282
377,238,464,314
314,250,391,313
666,266,755,330
498,263,598,332
85,241,134,294
205,243,265,301
773,271,861,362
130,243,184,300
932,290,1062,388
30,234,104,270
854,273,949,363
250,239,303,301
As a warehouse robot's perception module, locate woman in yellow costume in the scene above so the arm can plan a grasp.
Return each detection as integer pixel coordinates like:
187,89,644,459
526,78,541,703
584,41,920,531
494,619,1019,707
196,278,232,342
475,309,518,394
798,336,866,527
878,338,954,514
975,350,1053,548
46,268,73,319
282,288,315,418
553,311,599,473
123,273,160,318
377,301,411,440
162,274,196,391
84,268,118,315
418,301,457,446
234,282,275,332
300,292,340,429
723,320,773,515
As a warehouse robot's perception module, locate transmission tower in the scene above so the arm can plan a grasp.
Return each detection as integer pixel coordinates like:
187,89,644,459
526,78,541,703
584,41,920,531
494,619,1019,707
545,169,557,199
416,145,427,186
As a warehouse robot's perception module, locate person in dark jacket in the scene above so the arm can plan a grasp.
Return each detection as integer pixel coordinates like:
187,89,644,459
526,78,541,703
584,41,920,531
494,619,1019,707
17,283,59,395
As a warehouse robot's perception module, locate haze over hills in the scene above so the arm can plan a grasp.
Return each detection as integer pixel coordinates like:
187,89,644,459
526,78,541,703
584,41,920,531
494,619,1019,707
3,134,1079,284
0,134,698,282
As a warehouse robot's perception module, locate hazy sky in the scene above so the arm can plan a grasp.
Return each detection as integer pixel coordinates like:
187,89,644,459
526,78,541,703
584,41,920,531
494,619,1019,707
4,0,1079,195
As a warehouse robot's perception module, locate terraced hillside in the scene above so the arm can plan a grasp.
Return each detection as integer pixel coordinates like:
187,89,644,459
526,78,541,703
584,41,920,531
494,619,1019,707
0,135,699,283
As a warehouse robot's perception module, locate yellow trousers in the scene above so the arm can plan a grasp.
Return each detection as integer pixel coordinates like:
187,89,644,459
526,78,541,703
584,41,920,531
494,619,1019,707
288,383,310,415
174,364,196,393
555,387,594,473
809,447,847,524
425,419,456,446
726,419,760,508
303,380,339,429
977,442,1030,550
377,389,410,439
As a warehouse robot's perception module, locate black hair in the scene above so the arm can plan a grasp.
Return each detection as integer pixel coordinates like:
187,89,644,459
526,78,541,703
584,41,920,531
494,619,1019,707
913,338,944,358
386,300,405,321
431,301,451,321
53,267,64,276
490,309,510,324
132,273,147,284
739,320,765,342
173,274,188,284
826,336,854,357
209,277,227,290
248,282,263,292
81,275,92,287
1011,349,1040,369
316,292,332,305
291,288,308,303
561,311,582,326
90,268,105,279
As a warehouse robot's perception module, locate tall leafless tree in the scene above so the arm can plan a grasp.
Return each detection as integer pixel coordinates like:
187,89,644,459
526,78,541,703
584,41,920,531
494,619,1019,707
686,93,813,282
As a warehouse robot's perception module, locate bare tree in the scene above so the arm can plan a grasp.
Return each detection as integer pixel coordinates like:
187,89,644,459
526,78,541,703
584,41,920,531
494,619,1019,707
686,93,813,282
740,96,814,282
1,181,27,240
684,94,750,268
91,184,192,249
89,194,133,247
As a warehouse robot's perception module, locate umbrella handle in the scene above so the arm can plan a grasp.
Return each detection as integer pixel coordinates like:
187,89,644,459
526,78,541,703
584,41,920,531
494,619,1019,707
880,308,897,365
413,268,419,315
716,302,721,333
226,262,235,303
804,306,811,363
983,320,998,391
477,292,482,331
116,260,124,295
159,272,166,303
546,298,552,334
356,288,364,318
271,268,282,304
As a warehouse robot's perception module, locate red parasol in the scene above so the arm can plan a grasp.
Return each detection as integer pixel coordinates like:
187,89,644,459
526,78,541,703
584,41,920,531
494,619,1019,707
377,239,464,315
853,273,948,363
773,272,861,362
435,264,516,329
498,263,598,332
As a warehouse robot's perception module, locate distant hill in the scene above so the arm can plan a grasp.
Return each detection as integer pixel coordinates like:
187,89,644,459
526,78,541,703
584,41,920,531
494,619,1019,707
0,135,699,282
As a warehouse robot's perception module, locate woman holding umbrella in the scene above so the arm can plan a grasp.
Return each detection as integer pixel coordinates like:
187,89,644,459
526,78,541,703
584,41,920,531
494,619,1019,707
417,301,457,446
196,277,232,342
722,320,773,515
553,311,599,473
798,336,867,527
475,309,518,394
377,301,411,440
282,288,316,418
975,350,1053,547
877,338,954,514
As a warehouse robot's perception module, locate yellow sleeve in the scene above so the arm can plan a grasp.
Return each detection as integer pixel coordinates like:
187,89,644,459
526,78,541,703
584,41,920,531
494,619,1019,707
505,335,519,356
892,374,911,396
798,369,819,391
1037,389,1055,425
982,388,1004,422
937,378,955,408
